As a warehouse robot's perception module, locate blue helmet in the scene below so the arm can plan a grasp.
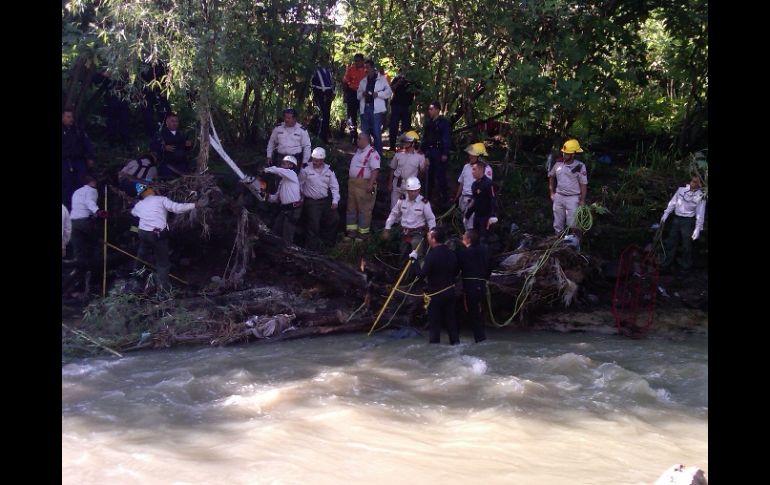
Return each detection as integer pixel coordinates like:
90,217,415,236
136,177,153,196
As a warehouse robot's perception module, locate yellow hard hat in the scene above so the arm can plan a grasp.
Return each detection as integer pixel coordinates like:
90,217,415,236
400,130,420,142
465,142,488,157
561,139,584,154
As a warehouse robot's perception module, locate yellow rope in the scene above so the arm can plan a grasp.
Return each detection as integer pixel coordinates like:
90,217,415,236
393,284,455,311
368,239,425,336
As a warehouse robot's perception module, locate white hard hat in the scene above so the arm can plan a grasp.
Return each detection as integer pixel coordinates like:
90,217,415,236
311,147,326,159
282,155,298,166
405,176,421,191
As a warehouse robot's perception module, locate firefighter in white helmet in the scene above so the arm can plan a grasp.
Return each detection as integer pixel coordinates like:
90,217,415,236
382,176,436,260
264,155,302,244
300,147,341,251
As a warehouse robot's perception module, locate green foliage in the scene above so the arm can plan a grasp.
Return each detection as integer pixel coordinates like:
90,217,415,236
63,0,707,153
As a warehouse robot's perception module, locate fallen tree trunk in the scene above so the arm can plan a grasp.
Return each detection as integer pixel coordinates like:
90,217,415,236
116,314,405,353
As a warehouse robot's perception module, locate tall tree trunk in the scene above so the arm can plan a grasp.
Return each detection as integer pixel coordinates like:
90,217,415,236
239,83,253,143
197,98,211,174
248,80,263,144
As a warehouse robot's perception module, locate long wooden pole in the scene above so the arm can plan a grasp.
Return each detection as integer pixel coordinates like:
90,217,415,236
105,242,189,285
102,185,108,298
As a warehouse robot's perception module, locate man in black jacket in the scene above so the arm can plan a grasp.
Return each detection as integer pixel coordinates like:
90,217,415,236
464,161,498,244
151,112,191,179
456,229,491,342
421,101,451,204
388,65,415,145
413,226,459,344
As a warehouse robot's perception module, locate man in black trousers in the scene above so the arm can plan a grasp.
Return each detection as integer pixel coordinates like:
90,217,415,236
456,229,490,343
464,160,498,245
412,226,459,344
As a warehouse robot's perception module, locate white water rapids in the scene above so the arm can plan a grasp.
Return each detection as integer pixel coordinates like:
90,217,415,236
62,330,707,484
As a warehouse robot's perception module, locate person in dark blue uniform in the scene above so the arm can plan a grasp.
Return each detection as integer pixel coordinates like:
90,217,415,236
61,109,94,209
456,229,491,343
388,64,415,145
415,226,459,344
151,112,192,179
464,161,498,245
311,54,335,143
421,101,451,204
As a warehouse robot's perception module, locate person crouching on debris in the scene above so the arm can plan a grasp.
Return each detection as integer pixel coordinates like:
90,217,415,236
548,138,587,235
118,153,158,196
131,180,205,295
264,155,302,244
660,175,706,273
382,176,436,262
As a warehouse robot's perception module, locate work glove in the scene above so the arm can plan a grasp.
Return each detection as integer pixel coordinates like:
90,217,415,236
488,217,498,225
408,250,419,261
691,228,701,241
95,210,109,219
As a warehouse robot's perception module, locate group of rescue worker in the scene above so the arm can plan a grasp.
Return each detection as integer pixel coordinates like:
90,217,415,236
61,54,707,344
